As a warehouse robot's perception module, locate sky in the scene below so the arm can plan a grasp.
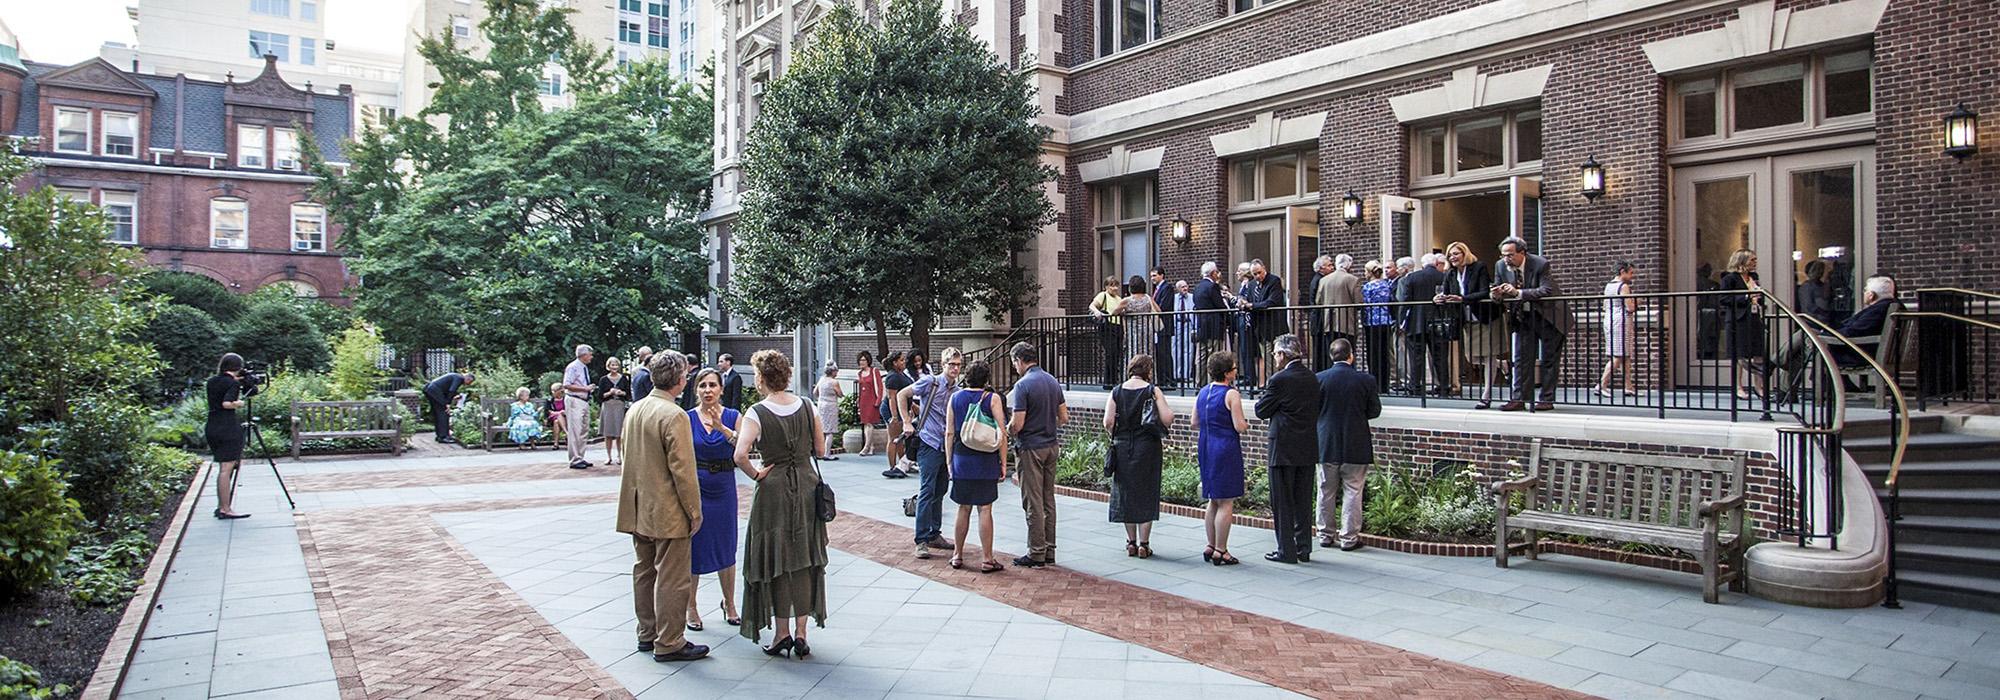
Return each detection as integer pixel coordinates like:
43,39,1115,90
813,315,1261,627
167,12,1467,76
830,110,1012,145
3,0,410,64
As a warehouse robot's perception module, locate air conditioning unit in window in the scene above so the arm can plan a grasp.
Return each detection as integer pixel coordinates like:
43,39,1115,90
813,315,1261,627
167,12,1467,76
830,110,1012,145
277,158,298,170
748,82,764,97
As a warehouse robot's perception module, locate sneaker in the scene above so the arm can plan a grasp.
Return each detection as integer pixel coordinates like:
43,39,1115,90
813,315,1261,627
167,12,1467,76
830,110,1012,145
1012,555,1046,568
568,460,589,470
924,537,955,549
914,544,932,560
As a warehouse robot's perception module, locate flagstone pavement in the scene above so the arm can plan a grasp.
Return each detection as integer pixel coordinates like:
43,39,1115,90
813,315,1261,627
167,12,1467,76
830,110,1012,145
116,446,2000,699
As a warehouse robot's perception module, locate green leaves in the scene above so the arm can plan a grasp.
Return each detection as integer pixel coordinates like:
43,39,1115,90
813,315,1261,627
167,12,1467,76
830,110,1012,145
730,0,1055,351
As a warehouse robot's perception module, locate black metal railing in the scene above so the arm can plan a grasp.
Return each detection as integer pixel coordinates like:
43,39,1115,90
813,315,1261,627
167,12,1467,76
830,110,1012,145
1905,288,2000,410
974,288,1853,424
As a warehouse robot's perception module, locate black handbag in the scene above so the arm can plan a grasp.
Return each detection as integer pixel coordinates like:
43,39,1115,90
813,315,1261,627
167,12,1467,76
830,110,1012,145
811,457,836,523
902,383,941,455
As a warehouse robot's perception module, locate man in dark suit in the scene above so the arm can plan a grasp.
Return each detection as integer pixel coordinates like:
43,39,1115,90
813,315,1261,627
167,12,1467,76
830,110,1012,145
1315,338,1380,551
1191,262,1228,347
631,346,655,403
1396,253,1452,396
421,370,476,443
1303,256,1331,371
1243,260,1287,387
716,354,744,409
1492,237,1572,411
1150,267,1176,388
1253,334,1321,564
1776,275,1898,399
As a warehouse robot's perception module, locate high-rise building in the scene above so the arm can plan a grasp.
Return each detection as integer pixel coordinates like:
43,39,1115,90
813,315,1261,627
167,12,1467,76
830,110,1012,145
99,0,402,130
400,0,712,117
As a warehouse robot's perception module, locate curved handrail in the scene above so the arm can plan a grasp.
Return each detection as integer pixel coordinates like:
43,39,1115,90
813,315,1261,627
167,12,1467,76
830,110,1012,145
1761,291,1849,430
1891,310,2000,333
1793,309,1911,489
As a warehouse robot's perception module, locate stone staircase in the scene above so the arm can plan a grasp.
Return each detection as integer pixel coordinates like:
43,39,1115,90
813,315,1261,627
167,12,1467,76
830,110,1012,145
1847,415,2000,611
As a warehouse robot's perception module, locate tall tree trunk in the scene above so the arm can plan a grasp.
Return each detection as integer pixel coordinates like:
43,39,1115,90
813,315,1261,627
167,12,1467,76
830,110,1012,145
909,309,933,360
871,310,890,361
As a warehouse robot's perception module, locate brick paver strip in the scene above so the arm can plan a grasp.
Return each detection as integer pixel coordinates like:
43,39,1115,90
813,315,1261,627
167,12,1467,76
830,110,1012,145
287,463,622,493
823,509,1590,700
291,466,1584,699
297,494,628,699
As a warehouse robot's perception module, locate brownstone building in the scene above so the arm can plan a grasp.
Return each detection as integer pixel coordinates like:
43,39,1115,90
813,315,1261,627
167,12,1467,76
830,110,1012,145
703,0,1996,360
2,52,356,300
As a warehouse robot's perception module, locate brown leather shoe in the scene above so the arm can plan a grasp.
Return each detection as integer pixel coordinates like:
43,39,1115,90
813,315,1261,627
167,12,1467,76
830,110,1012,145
1533,402,1555,412
1498,401,1527,412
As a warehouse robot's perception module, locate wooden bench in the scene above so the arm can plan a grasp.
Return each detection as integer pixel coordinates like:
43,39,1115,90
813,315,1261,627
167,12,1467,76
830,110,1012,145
289,400,405,460
1493,440,1748,603
477,397,553,451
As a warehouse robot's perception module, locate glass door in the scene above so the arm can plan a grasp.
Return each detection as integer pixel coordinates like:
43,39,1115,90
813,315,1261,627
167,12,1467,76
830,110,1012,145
1672,161,1765,384
1773,148,1873,324
1232,217,1284,277
1378,195,1421,262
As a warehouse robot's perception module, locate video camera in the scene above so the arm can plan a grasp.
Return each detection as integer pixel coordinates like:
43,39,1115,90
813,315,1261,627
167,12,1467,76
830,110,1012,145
239,361,271,397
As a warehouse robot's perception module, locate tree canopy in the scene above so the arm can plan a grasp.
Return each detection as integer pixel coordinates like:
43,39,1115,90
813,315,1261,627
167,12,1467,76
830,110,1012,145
312,0,711,376
727,0,1055,354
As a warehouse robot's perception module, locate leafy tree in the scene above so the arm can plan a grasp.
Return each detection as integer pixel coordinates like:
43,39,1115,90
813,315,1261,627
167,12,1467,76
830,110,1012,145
311,0,710,376
229,303,331,371
142,272,245,324
727,0,1054,355
147,304,227,396
0,150,160,431
328,324,387,400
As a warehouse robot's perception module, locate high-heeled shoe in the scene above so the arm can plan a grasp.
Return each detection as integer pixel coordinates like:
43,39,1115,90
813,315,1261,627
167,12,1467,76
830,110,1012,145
1202,545,1215,563
721,602,741,627
763,637,795,658
1126,540,1138,557
1213,550,1240,566
793,638,812,659
1137,542,1153,559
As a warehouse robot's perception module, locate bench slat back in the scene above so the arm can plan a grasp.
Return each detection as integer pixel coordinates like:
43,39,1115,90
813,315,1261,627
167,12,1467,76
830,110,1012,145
292,400,400,433
1526,441,1745,528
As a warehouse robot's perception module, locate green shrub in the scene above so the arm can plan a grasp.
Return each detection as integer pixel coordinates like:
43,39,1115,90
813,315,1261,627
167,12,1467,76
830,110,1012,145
838,392,859,429
1054,434,1109,491
142,271,245,324
450,402,486,446
0,448,85,600
49,397,153,520
1414,466,1497,539
61,516,154,606
0,656,72,699
534,371,565,397
151,393,209,450
1363,470,1421,538
229,304,331,372
1159,450,1202,506
328,324,386,400
242,286,353,345
147,304,227,397
469,359,528,403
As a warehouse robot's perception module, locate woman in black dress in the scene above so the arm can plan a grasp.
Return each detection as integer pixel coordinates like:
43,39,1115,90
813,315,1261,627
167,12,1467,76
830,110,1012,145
205,353,253,519
1718,249,1769,400
1101,354,1173,559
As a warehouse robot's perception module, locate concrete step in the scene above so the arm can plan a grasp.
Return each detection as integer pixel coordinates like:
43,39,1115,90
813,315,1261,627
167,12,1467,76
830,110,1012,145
1842,414,1946,439
1894,570,2000,613
1848,432,2000,463
1880,488,2000,518
1893,515,2000,550
1861,458,2000,489
1897,542,2000,568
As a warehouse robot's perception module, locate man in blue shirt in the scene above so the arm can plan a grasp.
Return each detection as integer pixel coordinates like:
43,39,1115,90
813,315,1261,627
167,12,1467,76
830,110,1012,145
898,347,962,559
1007,342,1068,567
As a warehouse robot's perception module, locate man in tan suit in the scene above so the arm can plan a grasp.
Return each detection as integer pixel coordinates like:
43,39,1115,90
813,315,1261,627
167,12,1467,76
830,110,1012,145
615,350,710,662
1317,253,1365,341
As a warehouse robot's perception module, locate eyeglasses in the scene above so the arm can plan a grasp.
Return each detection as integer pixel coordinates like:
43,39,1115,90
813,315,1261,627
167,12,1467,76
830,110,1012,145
946,361,964,367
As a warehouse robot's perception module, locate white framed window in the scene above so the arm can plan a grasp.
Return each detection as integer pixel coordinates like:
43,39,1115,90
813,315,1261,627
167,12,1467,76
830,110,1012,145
1229,150,1319,207
1410,108,1542,182
102,111,139,158
272,127,300,170
249,31,291,61
1230,0,1279,12
251,0,290,17
54,107,92,154
619,20,642,43
1096,0,1163,58
55,187,91,203
451,16,473,39
237,124,268,168
538,73,564,97
1670,49,1873,145
101,191,137,244
290,203,326,252
621,0,641,11
300,0,317,21
299,37,317,66
210,199,249,249
1093,178,1157,284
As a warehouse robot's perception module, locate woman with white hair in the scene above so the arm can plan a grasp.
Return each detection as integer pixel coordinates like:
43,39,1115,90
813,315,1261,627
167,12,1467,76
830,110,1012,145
814,360,844,460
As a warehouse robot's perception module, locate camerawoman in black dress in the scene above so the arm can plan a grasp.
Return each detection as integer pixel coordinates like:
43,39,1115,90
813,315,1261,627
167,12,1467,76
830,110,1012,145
205,353,255,520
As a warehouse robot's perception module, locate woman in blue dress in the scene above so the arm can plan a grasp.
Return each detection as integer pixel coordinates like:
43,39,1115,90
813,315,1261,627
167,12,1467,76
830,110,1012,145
685,368,742,631
945,361,1009,573
1196,351,1247,566
505,387,545,448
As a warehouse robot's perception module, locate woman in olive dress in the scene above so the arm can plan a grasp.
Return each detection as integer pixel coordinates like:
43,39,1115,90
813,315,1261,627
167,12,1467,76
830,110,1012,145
731,350,830,659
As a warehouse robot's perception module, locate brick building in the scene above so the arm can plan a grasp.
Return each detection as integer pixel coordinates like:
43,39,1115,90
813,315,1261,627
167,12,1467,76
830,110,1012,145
703,0,1996,361
2,52,355,300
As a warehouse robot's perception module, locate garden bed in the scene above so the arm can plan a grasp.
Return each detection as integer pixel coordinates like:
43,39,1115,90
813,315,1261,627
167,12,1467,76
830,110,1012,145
0,465,195,694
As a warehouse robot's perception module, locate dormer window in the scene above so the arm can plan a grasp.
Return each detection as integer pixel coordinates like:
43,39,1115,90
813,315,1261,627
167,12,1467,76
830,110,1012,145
273,128,301,170
55,108,92,154
102,112,139,158
238,124,268,168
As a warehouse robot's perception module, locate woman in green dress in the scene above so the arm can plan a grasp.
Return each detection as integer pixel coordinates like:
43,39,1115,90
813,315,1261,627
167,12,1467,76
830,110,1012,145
731,349,830,659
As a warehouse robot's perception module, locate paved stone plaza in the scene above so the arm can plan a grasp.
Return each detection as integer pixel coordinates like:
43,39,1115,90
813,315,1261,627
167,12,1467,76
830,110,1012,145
115,446,2000,699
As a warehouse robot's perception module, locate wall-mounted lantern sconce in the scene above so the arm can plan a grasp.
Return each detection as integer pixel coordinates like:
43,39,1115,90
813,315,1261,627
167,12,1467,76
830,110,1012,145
1169,217,1190,244
1945,103,1979,159
1578,154,1606,201
1341,191,1363,225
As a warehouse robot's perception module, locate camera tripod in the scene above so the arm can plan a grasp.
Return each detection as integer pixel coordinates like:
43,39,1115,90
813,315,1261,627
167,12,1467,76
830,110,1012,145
230,393,296,510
